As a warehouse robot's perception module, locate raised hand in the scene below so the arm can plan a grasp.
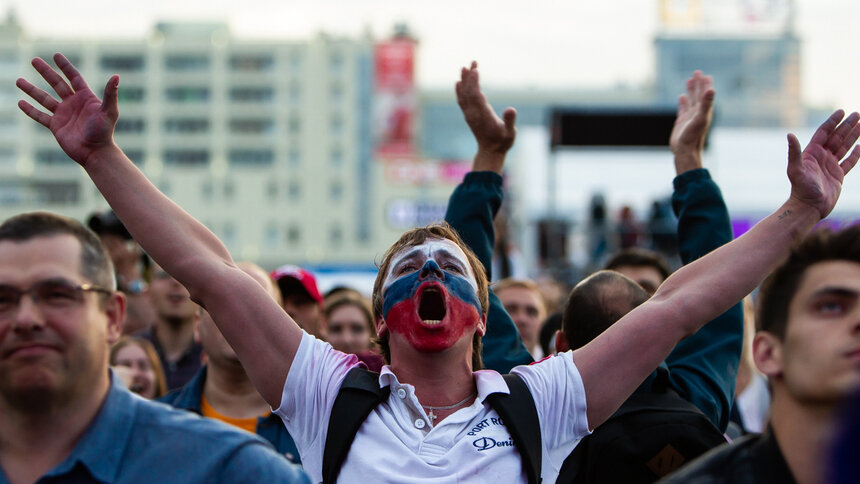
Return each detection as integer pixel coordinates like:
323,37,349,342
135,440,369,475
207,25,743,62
787,110,860,218
455,61,516,173
669,70,715,174
16,53,119,166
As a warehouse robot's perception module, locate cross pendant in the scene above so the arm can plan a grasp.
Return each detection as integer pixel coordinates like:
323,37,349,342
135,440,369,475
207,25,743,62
426,409,437,424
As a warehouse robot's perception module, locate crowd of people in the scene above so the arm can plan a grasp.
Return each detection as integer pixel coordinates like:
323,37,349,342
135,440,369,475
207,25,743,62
0,53,857,484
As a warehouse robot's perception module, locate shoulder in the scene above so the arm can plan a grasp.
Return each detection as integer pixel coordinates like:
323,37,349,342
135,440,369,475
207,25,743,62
133,396,263,446
115,395,311,482
158,367,206,410
660,434,763,483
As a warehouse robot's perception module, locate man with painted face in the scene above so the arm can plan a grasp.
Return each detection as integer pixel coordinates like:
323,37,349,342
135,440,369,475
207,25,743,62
16,54,859,483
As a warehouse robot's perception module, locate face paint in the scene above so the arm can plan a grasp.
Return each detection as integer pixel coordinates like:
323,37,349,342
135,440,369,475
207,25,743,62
382,239,478,292
381,240,482,353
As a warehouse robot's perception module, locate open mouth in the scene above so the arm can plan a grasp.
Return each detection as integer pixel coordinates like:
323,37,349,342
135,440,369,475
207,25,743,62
418,286,447,325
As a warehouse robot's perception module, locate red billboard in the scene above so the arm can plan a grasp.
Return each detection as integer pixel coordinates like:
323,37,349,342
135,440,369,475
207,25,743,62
375,38,416,157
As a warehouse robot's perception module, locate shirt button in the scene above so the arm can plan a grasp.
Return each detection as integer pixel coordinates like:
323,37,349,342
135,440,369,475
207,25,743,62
397,388,407,399
414,419,426,429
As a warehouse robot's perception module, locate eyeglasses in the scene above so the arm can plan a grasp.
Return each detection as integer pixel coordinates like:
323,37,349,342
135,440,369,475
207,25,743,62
0,279,113,317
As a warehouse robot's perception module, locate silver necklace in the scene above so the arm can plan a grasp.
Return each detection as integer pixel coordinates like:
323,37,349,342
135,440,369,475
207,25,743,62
421,391,477,424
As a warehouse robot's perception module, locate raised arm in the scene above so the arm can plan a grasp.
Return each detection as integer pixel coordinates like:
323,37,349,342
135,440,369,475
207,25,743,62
575,109,860,429
17,54,301,407
444,62,532,372
664,71,742,430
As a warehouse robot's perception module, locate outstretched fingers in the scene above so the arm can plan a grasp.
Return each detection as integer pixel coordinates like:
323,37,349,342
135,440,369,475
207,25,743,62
841,145,860,175
17,99,51,127
808,109,845,148
30,57,74,100
16,77,59,112
54,53,91,93
825,112,860,160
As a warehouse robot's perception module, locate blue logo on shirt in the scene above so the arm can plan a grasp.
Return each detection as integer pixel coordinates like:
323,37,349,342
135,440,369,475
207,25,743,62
473,437,514,451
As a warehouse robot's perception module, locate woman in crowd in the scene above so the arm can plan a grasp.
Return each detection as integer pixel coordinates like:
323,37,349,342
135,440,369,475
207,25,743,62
110,336,168,399
323,292,383,371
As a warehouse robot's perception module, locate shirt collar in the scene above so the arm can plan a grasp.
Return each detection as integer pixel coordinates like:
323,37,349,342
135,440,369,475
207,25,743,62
41,370,136,483
378,365,510,401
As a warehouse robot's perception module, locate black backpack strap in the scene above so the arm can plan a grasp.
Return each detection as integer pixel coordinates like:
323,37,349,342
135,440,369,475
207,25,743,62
486,373,542,484
322,367,390,484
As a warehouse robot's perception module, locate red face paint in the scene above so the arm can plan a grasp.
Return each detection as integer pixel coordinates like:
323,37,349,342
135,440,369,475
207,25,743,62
381,240,482,353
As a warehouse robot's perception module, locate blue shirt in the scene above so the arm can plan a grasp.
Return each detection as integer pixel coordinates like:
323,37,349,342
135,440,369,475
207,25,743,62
160,365,302,464
0,373,310,484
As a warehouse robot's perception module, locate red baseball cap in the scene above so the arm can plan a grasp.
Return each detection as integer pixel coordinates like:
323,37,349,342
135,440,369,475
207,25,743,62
270,265,322,304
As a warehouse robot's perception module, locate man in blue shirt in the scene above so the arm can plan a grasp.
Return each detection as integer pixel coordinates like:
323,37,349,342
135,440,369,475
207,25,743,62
0,212,309,484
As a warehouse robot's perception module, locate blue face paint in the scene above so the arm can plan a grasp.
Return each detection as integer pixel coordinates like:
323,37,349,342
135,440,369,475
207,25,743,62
382,260,481,318
381,259,482,353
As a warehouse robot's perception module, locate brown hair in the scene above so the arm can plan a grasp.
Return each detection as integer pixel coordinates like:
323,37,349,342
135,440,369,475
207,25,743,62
604,247,672,281
0,211,115,292
371,223,488,370
109,336,168,398
758,225,860,339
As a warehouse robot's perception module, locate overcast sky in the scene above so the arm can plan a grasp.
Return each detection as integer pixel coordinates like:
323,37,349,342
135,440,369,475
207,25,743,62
4,0,859,112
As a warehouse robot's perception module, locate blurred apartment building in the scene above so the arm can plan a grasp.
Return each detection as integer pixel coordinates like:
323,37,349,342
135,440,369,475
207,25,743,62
0,16,442,271
0,0,811,277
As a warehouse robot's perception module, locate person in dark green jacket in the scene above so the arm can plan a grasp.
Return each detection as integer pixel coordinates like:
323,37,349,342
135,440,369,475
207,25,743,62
445,65,743,481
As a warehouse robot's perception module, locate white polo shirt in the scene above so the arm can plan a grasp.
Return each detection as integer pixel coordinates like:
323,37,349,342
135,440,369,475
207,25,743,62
275,332,590,483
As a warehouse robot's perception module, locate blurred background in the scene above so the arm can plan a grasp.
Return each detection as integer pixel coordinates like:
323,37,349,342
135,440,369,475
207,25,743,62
0,0,857,293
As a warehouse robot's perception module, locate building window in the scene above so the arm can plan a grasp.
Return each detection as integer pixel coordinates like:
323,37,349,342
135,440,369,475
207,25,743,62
288,116,301,134
330,82,344,104
165,87,209,103
288,149,301,167
0,148,14,167
288,52,302,72
201,180,213,200
330,114,344,135
124,149,145,165
117,86,145,103
0,118,17,136
223,222,236,248
229,87,274,103
0,52,17,71
165,55,210,71
289,84,301,104
0,181,23,204
265,222,278,247
228,149,274,166
330,225,342,246
164,150,209,166
33,181,79,203
230,54,274,72
287,225,300,244
101,55,144,71
266,180,278,200
288,181,301,201
164,118,209,134
115,118,145,133
229,118,274,134
329,180,343,201
330,147,343,167
329,52,344,74
35,150,69,165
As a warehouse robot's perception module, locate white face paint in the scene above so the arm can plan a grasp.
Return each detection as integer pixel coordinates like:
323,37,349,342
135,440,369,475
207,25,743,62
382,238,478,293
